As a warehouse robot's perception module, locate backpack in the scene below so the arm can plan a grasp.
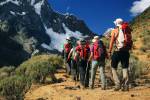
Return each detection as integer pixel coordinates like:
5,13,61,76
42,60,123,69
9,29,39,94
92,41,104,60
64,43,72,53
77,46,89,60
116,22,133,50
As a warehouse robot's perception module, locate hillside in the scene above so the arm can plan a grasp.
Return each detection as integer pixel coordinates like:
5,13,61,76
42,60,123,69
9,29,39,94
130,7,150,62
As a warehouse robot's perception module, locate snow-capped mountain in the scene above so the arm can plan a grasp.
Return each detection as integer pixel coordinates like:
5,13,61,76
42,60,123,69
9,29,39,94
0,0,94,66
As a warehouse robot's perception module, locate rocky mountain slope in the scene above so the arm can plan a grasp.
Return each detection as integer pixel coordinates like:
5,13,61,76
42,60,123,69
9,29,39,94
0,0,93,66
130,6,150,62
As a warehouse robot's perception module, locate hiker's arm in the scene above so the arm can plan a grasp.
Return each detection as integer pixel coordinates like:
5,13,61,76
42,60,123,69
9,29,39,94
88,52,93,62
108,30,115,53
74,52,78,61
67,49,73,60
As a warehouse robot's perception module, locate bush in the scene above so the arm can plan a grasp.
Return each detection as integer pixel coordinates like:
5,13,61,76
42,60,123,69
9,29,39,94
16,54,63,83
0,66,15,80
0,75,31,100
114,55,146,85
128,55,148,81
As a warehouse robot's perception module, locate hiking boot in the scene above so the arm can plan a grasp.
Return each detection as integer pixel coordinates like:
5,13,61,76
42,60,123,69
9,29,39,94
114,85,120,91
121,85,129,91
101,86,106,90
89,85,94,89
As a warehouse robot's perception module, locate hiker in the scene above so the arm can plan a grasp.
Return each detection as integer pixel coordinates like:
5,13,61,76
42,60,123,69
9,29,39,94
108,18,133,91
63,37,73,75
88,36,107,90
68,40,79,81
76,39,90,88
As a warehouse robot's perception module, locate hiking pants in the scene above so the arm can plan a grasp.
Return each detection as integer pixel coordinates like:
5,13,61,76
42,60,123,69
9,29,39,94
112,68,129,87
89,60,106,88
78,59,90,87
111,50,130,87
64,53,71,75
71,59,79,81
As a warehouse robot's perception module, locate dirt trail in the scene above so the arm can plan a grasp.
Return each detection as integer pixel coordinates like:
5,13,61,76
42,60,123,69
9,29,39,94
25,69,150,100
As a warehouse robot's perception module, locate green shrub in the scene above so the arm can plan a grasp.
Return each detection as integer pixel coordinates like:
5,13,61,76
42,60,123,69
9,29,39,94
0,75,31,100
0,66,15,80
115,55,145,83
128,55,146,80
16,54,63,83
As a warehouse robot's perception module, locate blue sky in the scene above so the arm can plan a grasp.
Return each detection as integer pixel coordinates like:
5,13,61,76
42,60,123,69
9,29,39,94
48,0,150,35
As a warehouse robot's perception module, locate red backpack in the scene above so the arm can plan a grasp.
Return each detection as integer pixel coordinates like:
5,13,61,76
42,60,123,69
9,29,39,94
77,46,89,59
64,43,72,53
119,22,133,50
92,41,104,60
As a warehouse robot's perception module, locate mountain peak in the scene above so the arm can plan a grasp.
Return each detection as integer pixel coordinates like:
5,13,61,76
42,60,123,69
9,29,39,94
0,0,93,66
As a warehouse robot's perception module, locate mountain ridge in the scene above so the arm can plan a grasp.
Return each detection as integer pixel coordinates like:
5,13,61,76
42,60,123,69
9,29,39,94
0,0,94,66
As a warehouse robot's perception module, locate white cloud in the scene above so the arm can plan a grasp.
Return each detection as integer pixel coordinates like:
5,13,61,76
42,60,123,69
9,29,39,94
130,0,150,16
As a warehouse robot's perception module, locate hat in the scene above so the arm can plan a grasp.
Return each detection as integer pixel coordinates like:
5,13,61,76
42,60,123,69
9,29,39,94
94,36,99,39
79,38,86,44
92,39,96,43
114,18,123,27
66,37,71,40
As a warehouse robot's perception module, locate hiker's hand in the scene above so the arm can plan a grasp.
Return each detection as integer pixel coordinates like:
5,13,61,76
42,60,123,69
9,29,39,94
67,58,69,62
108,52,112,59
88,59,91,63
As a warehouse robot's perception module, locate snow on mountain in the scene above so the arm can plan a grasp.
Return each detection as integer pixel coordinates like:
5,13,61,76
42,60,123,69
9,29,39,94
31,0,35,5
10,11,26,16
103,28,114,38
10,11,16,15
33,0,44,16
0,0,94,66
43,23,85,52
0,0,19,6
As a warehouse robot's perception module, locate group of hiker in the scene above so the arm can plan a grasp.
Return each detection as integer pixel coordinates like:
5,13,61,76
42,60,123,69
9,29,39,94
62,18,133,91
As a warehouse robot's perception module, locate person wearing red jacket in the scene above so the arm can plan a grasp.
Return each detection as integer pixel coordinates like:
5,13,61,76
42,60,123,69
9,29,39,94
76,39,90,88
63,37,72,75
88,36,107,90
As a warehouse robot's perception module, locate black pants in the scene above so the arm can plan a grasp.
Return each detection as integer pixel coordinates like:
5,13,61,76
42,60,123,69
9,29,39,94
111,50,130,69
78,59,90,87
